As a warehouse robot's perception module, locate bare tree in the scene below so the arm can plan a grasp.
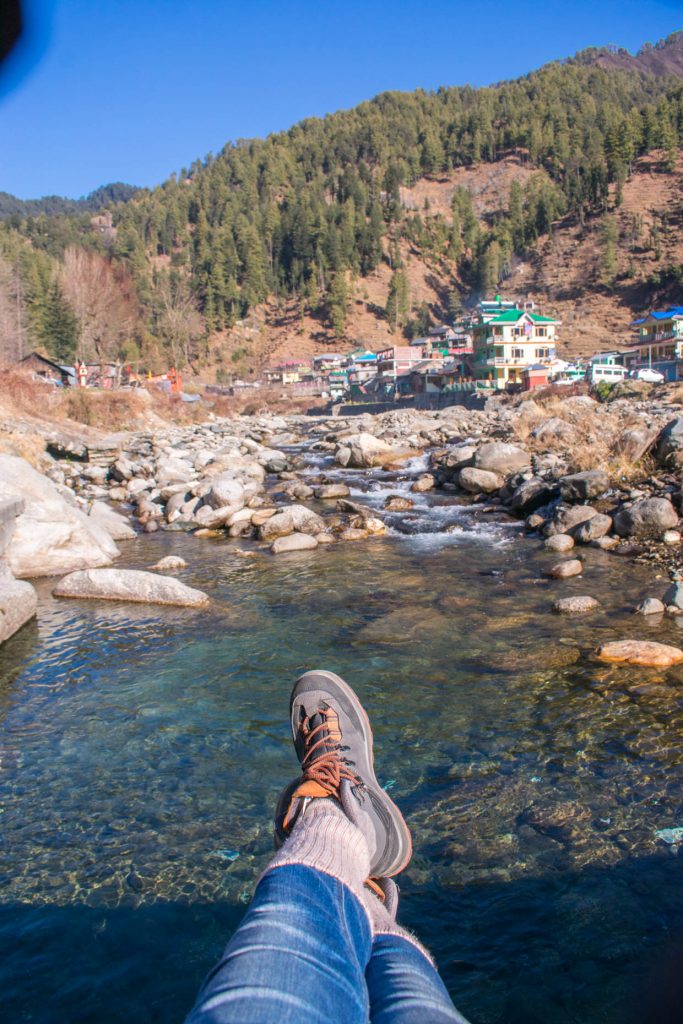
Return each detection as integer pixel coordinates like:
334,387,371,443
154,273,204,368
0,256,28,364
60,247,137,363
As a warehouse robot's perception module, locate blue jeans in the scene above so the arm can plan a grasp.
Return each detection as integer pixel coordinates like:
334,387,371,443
186,865,468,1023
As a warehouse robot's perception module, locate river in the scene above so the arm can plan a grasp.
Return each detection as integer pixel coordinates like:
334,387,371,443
2,446,683,1023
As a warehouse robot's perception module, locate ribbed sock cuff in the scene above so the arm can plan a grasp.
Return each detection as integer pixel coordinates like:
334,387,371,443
362,887,437,967
261,798,371,902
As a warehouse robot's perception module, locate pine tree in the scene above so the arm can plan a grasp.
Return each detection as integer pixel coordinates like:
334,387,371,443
40,282,79,362
385,268,409,332
601,215,618,287
327,272,348,337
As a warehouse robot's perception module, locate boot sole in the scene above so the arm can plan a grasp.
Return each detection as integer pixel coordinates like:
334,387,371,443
290,669,412,877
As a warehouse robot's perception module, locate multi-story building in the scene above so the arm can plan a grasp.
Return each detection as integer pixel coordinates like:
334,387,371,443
472,303,561,389
627,306,683,380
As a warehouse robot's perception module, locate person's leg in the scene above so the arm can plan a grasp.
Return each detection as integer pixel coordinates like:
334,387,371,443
186,670,412,1023
363,878,470,1024
185,801,374,1024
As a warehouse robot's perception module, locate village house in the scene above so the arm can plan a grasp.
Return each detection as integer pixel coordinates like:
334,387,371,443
627,306,683,380
18,352,74,387
472,301,560,389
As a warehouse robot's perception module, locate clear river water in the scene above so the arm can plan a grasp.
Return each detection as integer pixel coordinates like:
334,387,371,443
2,449,683,1023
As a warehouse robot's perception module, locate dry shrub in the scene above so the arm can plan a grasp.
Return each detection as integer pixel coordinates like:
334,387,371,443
0,368,63,420
61,389,152,431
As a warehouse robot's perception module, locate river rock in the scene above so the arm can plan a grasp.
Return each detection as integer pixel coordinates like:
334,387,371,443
336,433,403,469
474,442,530,476
636,597,666,615
156,458,194,486
340,527,369,541
205,476,245,511
596,640,683,667
510,477,557,514
442,444,477,471
655,417,683,469
258,505,325,541
592,535,620,551
384,495,414,511
88,501,137,540
663,530,681,545
411,474,435,493
546,504,598,537
314,483,351,499
52,568,208,606
545,533,574,552
0,568,37,645
458,467,504,494
572,513,612,544
532,418,577,444
663,578,683,610
613,497,679,538
1,454,120,578
549,559,583,578
271,533,318,554
553,595,599,614
615,426,659,463
560,470,609,502
151,556,187,571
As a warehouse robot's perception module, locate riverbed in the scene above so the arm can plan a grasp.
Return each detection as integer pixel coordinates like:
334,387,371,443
2,451,683,1023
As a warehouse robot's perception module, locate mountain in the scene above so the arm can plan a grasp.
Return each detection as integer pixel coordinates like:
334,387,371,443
0,32,681,375
576,31,683,78
0,182,141,220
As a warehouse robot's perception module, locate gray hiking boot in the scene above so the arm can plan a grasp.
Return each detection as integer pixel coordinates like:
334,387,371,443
274,669,412,878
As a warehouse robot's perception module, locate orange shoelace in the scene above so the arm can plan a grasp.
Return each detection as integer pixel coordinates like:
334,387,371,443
282,712,362,831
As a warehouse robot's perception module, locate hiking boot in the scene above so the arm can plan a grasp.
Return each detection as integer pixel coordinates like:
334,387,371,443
274,669,412,878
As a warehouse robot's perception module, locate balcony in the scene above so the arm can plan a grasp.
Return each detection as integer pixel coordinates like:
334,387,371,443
482,356,555,367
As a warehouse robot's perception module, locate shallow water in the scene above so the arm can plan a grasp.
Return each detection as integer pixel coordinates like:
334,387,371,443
2,456,683,1023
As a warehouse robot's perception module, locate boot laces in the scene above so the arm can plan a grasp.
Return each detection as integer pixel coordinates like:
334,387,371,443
299,710,363,796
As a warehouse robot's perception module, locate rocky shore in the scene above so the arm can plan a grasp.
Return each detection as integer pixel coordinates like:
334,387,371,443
3,388,683,660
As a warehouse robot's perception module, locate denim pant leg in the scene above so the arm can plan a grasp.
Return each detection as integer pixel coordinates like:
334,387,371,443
185,864,372,1024
366,933,470,1024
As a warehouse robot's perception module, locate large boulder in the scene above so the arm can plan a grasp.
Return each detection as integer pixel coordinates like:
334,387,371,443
88,501,137,540
52,568,208,606
0,567,37,645
474,442,530,476
458,467,504,494
613,497,679,538
0,455,120,579
532,418,577,444
335,433,407,469
655,418,683,469
560,470,609,503
614,426,659,463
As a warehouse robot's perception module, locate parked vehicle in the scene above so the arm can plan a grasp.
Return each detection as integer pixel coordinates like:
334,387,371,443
586,363,628,384
629,367,665,383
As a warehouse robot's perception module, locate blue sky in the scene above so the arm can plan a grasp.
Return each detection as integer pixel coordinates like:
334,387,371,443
0,0,681,199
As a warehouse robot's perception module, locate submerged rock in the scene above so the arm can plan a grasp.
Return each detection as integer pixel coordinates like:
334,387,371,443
384,495,415,512
150,555,187,571
52,568,209,606
596,640,683,667
549,559,583,579
553,596,599,614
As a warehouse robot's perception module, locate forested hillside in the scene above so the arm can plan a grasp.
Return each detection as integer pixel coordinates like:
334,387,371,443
1,31,682,376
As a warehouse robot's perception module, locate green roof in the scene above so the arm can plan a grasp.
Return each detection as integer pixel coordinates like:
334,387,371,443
478,309,558,325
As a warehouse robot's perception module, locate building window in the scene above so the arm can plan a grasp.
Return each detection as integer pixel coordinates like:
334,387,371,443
535,347,550,358
536,327,546,337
